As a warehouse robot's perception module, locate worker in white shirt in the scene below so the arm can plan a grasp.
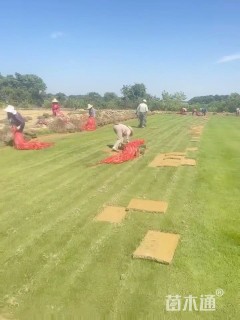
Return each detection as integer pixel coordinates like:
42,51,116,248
112,124,133,152
136,99,148,128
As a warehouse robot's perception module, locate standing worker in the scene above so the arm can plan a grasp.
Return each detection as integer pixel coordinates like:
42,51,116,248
83,104,96,130
87,104,96,118
112,124,133,152
51,98,61,116
136,99,148,128
4,105,25,132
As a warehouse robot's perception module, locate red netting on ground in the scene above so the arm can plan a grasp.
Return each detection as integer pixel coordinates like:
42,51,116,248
82,117,96,131
12,128,54,150
101,139,145,164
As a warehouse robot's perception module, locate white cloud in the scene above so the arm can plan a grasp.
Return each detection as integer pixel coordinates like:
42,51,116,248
50,32,64,39
217,54,240,63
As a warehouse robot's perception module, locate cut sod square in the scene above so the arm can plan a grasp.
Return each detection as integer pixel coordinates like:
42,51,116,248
94,206,127,223
191,126,203,130
127,199,168,213
181,158,196,166
191,129,202,133
156,159,182,167
133,230,180,264
186,147,198,151
149,153,186,167
164,152,186,157
148,154,165,167
163,155,185,160
149,157,182,167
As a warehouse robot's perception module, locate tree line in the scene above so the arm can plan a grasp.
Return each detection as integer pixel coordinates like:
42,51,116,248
0,73,239,112
188,94,240,113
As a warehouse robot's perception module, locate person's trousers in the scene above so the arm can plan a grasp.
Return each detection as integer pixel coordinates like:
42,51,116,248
138,112,147,127
113,125,128,150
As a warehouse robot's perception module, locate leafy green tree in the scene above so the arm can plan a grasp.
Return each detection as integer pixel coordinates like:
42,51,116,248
121,83,146,101
0,73,47,106
87,92,102,100
173,91,187,101
162,90,186,102
56,92,67,103
161,91,188,111
226,93,240,112
103,92,118,102
148,98,161,111
161,90,172,101
188,95,228,105
188,93,240,112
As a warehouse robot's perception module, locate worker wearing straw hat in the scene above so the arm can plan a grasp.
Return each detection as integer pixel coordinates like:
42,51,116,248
87,104,96,118
82,104,97,130
136,99,148,128
51,98,61,116
4,105,25,132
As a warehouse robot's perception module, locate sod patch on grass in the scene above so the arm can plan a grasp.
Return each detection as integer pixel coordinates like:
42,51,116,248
127,199,168,213
133,230,180,264
95,206,127,223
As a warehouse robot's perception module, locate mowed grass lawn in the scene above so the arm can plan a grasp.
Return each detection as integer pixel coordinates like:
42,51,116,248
0,114,239,319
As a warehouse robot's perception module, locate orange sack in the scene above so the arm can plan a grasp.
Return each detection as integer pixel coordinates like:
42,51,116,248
12,127,54,150
101,139,145,164
83,117,96,131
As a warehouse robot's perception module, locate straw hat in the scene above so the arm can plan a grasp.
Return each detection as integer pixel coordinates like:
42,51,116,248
4,105,17,114
52,98,59,103
87,104,93,109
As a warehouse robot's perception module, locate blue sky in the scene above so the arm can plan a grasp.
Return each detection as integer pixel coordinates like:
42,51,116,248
1,0,240,99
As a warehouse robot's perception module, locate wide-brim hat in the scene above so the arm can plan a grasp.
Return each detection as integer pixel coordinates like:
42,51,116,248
87,104,93,109
143,99,147,103
4,105,17,114
52,98,59,103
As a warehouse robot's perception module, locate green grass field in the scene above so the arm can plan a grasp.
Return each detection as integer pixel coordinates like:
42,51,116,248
0,114,239,319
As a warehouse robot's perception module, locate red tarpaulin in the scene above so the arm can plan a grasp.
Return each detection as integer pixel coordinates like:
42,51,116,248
101,139,145,164
12,128,54,150
82,117,96,131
